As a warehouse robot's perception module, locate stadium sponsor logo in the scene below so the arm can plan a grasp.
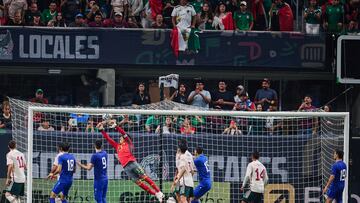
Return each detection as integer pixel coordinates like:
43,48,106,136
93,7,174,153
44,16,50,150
18,34,100,59
0,30,14,60
264,184,295,203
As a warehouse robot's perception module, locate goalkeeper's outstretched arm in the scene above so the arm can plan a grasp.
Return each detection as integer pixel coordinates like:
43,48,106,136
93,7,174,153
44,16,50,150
97,123,118,148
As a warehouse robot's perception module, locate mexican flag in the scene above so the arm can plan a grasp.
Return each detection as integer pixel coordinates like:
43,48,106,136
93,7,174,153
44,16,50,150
171,27,200,58
149,0,162,20
222,12,235,30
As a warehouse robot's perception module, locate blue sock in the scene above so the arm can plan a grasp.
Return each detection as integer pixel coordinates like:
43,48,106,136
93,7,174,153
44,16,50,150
49,198,55,203
61,200,67,203
191,199,201,203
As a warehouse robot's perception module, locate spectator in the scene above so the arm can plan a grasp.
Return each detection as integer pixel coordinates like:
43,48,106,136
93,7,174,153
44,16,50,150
304,0,322,35
41,2,58,25
0,1,7,25
191,115,205,132
198,2,214,30
233,1,254,31
265,108,282,135
86,1,103,22
7,10,25,26
187,81,211,109
132,82,151,106
152,13,167,28
323,104,331,112
170,83,188,104
52,12,67,27
127,16,139,28
213,2,234,30
38,119,55,131
270,0,294,31
111,0,128,17
251,0,267,30
234,85,248,102
163,1,174,28
118,114,138,130
0,101,11,130
256,104,263,111
225,0,239,13
108,12,128,27
24,3,39,25
298,95,316,111
61,0,81,24
140,2,153,28
30,89,49,104
162,116,176,134
145,115,160,133
222,120,242,135
30,12,44,26
4,0,28,21
254,78,278,111
68,13,88,27
88,12,104,27
171,0,196,30
233,92,256,111
212,81,234,110
345,0,359,33
68,113,90,131
249,104,265,135
180,117,195,135
85,118,97,133
323,0,344,33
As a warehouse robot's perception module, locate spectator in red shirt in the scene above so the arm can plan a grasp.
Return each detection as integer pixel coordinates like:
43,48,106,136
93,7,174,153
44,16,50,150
298,95,316,111
180,117,195,135
108,12,129,28
30,89,49,104
270,0,294,31
97,124,164,202
251,0,267,30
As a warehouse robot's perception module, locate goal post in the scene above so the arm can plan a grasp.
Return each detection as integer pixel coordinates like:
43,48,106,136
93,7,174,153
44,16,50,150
15,101,349,203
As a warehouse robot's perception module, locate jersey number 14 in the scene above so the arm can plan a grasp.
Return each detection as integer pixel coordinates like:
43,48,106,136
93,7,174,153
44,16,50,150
255,168,265,181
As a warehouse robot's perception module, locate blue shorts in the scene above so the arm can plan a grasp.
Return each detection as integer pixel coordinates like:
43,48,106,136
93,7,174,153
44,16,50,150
327,187,344,203
94,179,108,203
52,181,73,196
194,181,211,199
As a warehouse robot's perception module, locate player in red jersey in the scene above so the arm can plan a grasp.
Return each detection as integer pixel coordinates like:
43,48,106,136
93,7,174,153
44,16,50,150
96,123,164,202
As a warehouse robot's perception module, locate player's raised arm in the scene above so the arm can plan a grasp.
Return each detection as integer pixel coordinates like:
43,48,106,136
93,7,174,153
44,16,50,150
115,126,132,143
97,123,118,148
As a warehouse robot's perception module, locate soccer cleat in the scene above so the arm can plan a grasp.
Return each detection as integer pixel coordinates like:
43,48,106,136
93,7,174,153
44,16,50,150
155,191,164,203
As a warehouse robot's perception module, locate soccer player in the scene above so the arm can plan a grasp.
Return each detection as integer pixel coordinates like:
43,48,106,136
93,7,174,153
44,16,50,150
77,140,108,203
323,150,347,203
5,140,26,203
171,139,195,203
97,123,165,202
47,142,76,203
191,146,212,203
49,143,65,180
241,151,268,203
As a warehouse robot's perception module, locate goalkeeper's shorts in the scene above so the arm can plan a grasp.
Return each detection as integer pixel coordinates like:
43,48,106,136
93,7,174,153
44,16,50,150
124,161,145,180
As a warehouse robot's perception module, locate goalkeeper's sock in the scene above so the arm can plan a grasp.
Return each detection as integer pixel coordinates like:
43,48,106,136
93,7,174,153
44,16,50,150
136,181,156,195
49,198,55,203
143,176,160,192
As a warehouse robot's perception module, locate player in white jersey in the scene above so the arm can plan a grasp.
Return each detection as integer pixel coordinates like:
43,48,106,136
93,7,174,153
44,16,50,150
171,139,195,203
48,143,64,180
241,151,268,203
5,140,26,203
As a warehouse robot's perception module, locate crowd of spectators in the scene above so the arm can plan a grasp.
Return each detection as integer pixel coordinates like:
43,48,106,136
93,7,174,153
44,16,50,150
0,78,334,136
0,0,357,33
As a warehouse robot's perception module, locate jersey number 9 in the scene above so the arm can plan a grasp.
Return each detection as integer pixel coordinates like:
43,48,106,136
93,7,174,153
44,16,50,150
102,157,107,169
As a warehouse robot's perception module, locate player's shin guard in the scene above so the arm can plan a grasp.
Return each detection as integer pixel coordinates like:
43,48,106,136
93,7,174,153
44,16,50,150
49,198,55,203
136,181,156,195
143,176,160,192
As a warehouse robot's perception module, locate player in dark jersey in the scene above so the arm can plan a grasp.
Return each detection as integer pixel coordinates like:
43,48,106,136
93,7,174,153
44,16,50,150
48,142,76,203
192,146,212,203
97,123,164,202
323,150,347,203
77,140,108,203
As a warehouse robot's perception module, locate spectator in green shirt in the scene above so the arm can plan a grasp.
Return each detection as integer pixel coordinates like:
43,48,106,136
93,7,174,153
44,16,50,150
323,0,344,33
41,2,58,25
304,0,321,34
145,115,160,133
191,0,204,14
233,1,254,31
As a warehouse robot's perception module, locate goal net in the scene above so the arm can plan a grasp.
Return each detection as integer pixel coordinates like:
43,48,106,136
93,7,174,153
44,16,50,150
9,98,349,203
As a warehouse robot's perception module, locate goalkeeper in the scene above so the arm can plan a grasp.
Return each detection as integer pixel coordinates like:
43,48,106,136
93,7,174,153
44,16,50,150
97,122,164,203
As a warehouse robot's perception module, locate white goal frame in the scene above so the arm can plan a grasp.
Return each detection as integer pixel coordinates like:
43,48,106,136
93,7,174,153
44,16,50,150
26,106,350,203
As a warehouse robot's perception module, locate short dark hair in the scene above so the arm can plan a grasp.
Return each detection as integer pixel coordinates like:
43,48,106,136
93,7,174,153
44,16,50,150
95,139,102,149
58,142,64,151
304,95,312,99
62,142,71,152
195,146,203,154
178,139,188,153
252,151,260,160
335,150,344,159
8,140,16,149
